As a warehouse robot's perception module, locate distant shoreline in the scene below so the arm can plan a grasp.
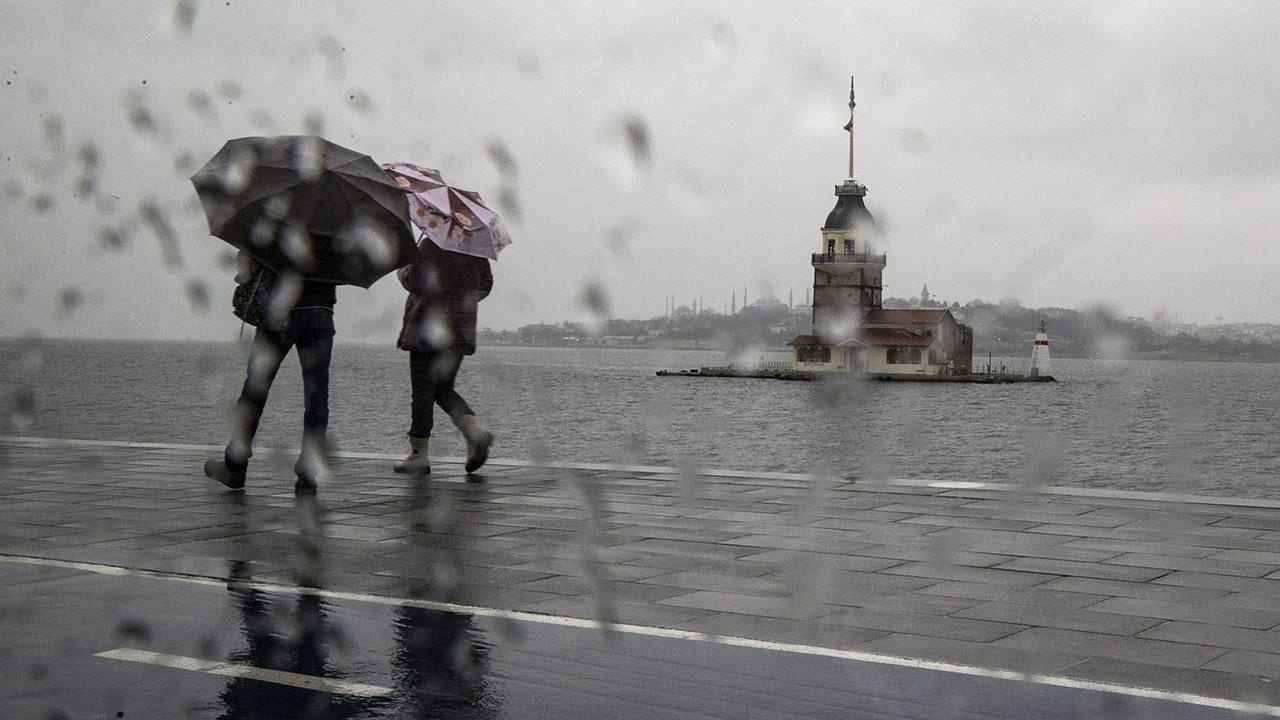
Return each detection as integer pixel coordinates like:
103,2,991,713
2,337,1277,364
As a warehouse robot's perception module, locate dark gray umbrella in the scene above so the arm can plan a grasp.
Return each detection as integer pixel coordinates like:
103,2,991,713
191,135,415,288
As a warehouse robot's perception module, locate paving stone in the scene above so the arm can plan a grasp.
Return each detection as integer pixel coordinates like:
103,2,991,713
1138,621,1280,653
1057,537,1219,559
1025,523,1179,543
1155,570,1280,595
1085,597,1280,630
994,557,1171,583
1201,650,1280,678
1212,516,1280,532
818,606,1027,643
915,580,1106,610
1210,592,1280,613
854,544,1014,568
953,600,1162,635
606,538,766,560
881,561,1060,587
1104,552,1279,578
844,591,983,617
658,590,831,621
719,533,877,554
516,574,689,603
635,570,792,596
1055,657,1278,705
1211,548,1280,565
1037,576,1230,603
897,514,1043,532
994,627,1226,669
736,549,901,573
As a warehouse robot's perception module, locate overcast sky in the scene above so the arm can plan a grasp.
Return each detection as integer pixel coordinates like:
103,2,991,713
3,0,1280,342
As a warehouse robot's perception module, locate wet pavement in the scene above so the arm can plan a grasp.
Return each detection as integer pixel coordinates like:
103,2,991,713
4,435,1280,718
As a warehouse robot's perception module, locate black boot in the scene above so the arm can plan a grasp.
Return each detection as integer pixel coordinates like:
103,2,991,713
204,456,247,489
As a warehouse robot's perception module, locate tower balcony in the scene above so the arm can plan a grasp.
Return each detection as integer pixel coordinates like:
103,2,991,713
812,252,887,266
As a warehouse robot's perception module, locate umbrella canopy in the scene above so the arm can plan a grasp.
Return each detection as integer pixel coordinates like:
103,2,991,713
380,162,512,260
192,135,416,288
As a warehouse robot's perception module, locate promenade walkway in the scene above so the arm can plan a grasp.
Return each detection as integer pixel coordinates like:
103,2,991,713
5,435,1280,714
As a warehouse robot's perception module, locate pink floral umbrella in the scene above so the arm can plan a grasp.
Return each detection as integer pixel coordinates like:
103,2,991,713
380,162,512,260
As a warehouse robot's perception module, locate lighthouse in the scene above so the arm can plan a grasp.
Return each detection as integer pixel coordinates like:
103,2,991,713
1029,320,1053,378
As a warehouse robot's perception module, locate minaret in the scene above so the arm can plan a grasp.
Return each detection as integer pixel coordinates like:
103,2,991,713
811,76,885,342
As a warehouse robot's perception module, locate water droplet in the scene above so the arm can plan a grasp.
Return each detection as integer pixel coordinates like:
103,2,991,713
172,0,197,32
218,81,243,100
115,618,152,647
347,91,372,113
186,90,214,118
185,279,211,312
139,200,183,269
9,387,36,432
75,143,99,170
292,135,324,180
485,140,518,178
493,186,521,225
578,281,610,319
303,111,325,135
58,287,83,317
123,92,161,136
98,226,127,251
623,115,652,167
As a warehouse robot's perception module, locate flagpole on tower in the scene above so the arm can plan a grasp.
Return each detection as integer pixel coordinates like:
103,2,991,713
845,76,856,181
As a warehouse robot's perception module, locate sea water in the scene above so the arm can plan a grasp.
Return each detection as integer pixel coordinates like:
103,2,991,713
3,338,1278,499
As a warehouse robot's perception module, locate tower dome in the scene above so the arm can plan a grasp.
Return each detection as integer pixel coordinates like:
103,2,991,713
823,76,875,232
823,180,876,231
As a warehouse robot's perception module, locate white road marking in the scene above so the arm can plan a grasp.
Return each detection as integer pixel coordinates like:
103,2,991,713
94,648,392,697
926,481,988,489
5,553,1280,716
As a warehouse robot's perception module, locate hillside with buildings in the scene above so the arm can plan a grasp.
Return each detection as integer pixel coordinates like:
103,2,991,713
479,298,1280,363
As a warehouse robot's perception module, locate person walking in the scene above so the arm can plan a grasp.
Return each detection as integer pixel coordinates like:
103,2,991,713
393,239,494,476
204,253,338,493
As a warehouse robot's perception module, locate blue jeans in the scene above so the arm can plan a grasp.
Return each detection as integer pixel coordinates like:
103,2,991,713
226,308,335,467
408,349,473,438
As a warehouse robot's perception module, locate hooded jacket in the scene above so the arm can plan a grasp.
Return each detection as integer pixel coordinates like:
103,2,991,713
396,241,493,355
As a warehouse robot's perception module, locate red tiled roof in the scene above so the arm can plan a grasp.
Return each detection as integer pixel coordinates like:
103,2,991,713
860,327,933,347
786,334,825,346
862,308,950,326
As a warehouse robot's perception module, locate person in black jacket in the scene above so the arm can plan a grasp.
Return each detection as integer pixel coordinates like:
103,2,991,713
205,253,337,493
392,240,494,476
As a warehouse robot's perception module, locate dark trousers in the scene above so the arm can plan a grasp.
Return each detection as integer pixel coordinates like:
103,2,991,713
227,309,334,467
408,349,473,438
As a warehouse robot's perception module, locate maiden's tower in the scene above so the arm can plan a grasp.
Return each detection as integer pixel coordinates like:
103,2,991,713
788,78,974,377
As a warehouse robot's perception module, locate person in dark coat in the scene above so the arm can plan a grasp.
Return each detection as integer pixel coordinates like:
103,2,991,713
393,240,494,475
204,252,337,493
